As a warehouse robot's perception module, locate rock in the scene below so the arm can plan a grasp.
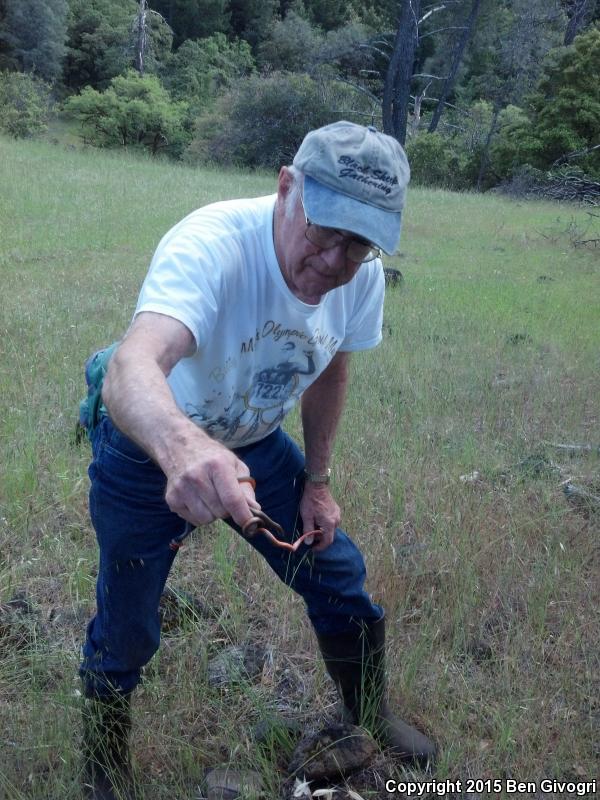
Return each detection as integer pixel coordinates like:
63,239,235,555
287,724,378,781
507,332,531,346
253,715,304,746
383,268,403,288
159,585,210,632
563,481,600,516
207,644,269,688
3,591,34,614
466,637,493,663
459,470,481,484
0,592,38,652
491,373,512,388
203,767,264,800
516,454,558,479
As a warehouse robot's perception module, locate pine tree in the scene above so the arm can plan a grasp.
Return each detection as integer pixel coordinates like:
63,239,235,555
1,0,68,83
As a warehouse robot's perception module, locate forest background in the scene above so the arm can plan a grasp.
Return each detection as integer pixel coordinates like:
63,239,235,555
1,0,599,192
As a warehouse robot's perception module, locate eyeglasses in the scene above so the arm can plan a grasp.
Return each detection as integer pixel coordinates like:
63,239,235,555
300,193,381,263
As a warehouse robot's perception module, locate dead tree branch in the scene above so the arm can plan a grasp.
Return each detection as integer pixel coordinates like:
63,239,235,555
420,26,468,39
552,142,600,167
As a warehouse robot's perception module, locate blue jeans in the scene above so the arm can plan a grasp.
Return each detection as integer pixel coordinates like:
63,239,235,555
80,416,382,697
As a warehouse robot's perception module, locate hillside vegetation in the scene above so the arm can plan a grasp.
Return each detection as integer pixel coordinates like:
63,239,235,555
2,1,600,190
0,137,599,798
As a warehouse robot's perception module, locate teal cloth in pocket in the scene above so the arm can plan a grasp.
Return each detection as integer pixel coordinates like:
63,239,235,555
79,342,119,441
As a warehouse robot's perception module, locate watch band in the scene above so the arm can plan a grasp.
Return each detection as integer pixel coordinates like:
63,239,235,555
304,468,331,484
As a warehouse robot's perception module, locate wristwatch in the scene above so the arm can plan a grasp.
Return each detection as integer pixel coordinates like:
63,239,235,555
303,468,331,484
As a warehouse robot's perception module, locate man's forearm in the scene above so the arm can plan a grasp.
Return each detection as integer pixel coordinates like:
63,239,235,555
100,313,258,529
301,352,349,473
102,347,212,476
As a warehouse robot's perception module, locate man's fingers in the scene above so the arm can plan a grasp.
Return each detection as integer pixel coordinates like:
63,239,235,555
172,497,217,527
167,479,252,528
211,468,259,529
311,530,335,552
299,483,340,553
238,479,261,512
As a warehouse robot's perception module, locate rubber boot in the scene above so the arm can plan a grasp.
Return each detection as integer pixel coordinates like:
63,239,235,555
315,614,436,768
82,691,136,800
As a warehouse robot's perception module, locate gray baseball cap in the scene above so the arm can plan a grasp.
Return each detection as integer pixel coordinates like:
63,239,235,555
293,121,410,255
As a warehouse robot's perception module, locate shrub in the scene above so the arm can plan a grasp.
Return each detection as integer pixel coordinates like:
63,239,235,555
162,34,254,112
185,71,367,169
0,70,52,137
488,105,536,181
257,11,323,72
405,132,468,190
66,70,190,156
490,28,600,181
523,27,600,177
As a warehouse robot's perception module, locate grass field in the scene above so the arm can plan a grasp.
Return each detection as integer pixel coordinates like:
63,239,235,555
0,136,599,799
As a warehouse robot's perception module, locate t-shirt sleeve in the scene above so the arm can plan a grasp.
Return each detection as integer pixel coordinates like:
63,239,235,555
338,260,385,352
134,229,224,351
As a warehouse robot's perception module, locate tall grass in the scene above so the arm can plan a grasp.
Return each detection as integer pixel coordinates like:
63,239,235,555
1,137,598,798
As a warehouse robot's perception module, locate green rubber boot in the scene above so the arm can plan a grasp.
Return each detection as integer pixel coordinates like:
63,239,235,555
81,691,137,800
316,614,436,768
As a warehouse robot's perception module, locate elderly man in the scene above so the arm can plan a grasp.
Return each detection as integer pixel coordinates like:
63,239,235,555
80,121,436,799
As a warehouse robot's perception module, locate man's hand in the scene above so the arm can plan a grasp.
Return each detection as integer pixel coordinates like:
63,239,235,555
299,481,340,552
164,436,259,529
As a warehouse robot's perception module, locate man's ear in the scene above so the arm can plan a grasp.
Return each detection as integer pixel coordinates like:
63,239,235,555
277,166,294,201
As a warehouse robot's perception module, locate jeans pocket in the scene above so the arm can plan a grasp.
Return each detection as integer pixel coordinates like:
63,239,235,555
104,423,153,465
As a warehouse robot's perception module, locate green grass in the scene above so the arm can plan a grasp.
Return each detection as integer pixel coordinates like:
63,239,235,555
1,136,599,798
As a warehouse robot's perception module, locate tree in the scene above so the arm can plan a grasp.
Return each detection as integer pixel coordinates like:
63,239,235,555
456,0,566,120
382,0,421,144
131,0,173,76
455,0,566,187
258,9,375,81
0,0,14,70
0,0,68,83
563,0,598,45
367,0,480,144
258,10,323,72
149,0,230,47
0,69,51,136
163,33,254,111
66,70,189,155
522,27,600,174
304,0,353,30
428,0,483,133
186,70,371,168
484,103,536,179
63,0,137,91
319,20,377,79
228,0,278,50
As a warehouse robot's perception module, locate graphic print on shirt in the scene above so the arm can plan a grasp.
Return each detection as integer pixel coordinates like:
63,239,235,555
184,341,319,444
246,342,315,409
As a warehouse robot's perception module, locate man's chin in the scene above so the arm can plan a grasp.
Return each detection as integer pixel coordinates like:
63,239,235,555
299,281,336,304
300,272,337,302
297,289,325,305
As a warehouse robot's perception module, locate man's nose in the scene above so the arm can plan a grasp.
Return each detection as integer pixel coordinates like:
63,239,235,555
318,243,349,271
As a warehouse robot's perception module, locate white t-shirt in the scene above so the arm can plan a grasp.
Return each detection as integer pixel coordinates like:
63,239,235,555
135,194,384,447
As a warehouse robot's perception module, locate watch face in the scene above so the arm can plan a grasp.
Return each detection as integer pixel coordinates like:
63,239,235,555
304,469,331,483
